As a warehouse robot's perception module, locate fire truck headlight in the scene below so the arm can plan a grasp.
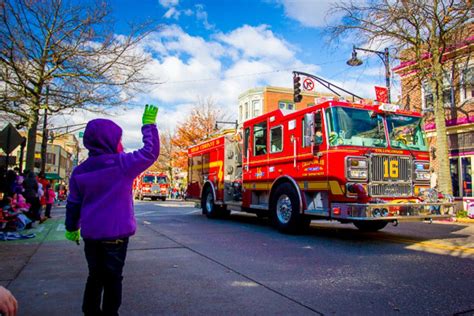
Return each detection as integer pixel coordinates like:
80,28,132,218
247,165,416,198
346,157,368,180
348,169,368,179
350,159,367,168
415,171,430,181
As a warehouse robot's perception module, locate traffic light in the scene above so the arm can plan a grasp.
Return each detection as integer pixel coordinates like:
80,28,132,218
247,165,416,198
293,75,302,103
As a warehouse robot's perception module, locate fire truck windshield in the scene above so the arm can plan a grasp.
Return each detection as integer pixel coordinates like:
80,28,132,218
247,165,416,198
387,115,428,151
326,107,387,147
142,176,167,184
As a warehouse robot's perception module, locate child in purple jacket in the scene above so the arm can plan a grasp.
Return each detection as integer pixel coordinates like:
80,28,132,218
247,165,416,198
65,105,159,315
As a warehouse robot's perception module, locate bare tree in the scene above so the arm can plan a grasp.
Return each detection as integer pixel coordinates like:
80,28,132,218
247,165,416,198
0,0,157,170
328,0,472,195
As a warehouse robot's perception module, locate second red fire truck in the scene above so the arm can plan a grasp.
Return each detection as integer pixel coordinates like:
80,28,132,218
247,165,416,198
186,97,453,233
134,172,169,201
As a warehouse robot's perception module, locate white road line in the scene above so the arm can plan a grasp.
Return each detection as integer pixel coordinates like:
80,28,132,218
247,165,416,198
135,211,156,217
56,224,65,231
186,210,201,215
153,203,194,208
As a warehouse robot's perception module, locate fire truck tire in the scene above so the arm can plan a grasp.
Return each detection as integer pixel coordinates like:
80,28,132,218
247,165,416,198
161,197,166,201
271,183,309,234
139,194,144,201
202,187,218,218
151,197,157,201
353,221,388,232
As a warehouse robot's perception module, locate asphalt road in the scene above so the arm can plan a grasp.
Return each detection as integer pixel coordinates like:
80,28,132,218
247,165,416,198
1,200,473,315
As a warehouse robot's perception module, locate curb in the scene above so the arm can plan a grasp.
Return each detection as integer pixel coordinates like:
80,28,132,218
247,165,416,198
454,217,474,224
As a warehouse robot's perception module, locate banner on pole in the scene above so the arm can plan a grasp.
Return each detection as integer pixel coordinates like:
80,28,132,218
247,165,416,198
375,86,388,103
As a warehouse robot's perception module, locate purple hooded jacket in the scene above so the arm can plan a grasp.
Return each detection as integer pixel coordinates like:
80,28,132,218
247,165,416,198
65,119,160,240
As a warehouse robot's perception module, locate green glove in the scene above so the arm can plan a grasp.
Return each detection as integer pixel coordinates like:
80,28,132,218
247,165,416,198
65,230,80,244
142,104,159,125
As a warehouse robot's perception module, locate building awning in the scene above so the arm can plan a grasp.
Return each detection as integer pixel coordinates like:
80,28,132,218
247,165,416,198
45,173,62,180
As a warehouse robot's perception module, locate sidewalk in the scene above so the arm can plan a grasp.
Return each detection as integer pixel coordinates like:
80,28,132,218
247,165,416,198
0,213,81,312
454,217,474,224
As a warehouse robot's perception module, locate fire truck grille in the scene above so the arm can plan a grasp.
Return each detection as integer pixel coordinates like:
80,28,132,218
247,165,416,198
368,183,412,197
369,155,412,197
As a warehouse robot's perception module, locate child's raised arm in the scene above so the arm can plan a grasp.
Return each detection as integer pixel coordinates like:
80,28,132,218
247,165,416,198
119,105,160,178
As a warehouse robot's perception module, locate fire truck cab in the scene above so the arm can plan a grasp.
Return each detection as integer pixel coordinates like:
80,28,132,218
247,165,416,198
187,99,453,233
134,172,169,201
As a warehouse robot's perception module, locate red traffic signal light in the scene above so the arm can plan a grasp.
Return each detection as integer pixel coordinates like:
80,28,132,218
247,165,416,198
293,75,302,103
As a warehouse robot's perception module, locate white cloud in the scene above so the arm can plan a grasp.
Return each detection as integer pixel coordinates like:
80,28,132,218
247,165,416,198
216,25,294,61
277,0,337,28
142,24,319,107
159,0,179,9
163,7,180,19
194,4,214,30
158,1,214,31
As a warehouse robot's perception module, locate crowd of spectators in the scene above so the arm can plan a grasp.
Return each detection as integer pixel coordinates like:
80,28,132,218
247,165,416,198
0,167,65,234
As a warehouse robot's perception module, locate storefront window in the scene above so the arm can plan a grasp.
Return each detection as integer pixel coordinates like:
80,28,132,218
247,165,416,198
450,158,460,197
450,157,473,198
461,157,472,197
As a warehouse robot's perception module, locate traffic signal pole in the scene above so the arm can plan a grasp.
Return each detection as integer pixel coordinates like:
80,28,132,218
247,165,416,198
293,71,364,102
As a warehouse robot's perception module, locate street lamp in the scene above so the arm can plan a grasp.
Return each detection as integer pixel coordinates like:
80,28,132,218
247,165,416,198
346,45,391,103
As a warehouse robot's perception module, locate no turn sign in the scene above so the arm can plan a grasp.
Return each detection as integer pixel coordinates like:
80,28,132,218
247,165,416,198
303,78,314,91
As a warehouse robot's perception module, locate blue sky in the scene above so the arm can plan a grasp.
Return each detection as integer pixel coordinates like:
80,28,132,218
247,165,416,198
62,0,400,150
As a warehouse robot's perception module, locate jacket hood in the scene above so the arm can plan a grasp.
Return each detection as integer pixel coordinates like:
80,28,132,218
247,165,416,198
83,119,122,156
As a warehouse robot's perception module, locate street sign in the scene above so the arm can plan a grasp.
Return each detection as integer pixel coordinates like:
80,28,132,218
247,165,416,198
0,124,24,154
79,131,84,138
303,78,315,91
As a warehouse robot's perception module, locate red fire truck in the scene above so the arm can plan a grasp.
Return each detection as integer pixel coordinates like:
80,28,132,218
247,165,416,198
134,172,169,201
187,98,453,233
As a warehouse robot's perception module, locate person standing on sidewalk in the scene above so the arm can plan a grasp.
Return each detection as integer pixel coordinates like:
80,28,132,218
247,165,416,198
44,184,55,218
23,171,41,225
65,105,160,316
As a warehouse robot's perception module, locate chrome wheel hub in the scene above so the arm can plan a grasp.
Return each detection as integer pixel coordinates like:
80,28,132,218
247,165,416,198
276,194,292,224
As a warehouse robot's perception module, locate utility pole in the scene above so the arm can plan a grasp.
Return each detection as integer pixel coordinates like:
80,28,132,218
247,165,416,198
40,86,49,175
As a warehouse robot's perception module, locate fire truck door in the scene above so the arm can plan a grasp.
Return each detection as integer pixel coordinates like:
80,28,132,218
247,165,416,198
303,110,328,177
251,120,269,183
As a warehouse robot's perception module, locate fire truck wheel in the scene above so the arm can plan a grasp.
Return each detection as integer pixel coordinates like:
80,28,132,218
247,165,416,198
161,197,166,201
151,197,157,201
202,187,218,218
271,183,308,234
353,221,388,232
139,194,144,201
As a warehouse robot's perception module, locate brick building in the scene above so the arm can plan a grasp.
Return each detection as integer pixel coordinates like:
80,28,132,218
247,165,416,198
393,31,473,210
238,86,336,125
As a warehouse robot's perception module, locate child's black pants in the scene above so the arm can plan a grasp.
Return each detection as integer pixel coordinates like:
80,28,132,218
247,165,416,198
83,237,129,316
